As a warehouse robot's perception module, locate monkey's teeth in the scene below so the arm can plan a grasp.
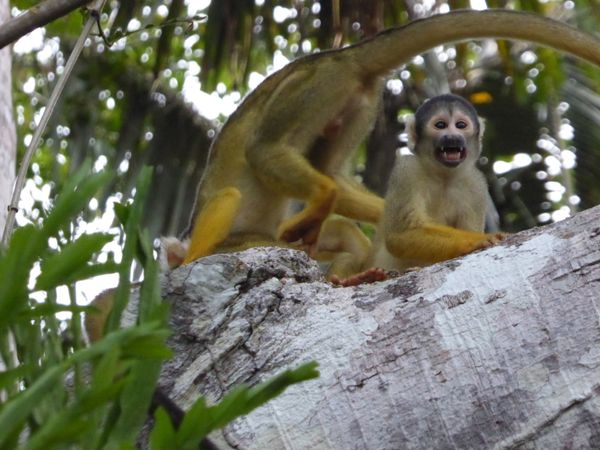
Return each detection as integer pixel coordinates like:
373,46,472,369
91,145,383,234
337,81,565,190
436,146,466,166
442,149,463,161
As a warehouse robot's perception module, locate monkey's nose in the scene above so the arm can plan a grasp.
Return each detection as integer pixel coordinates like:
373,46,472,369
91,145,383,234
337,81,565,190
439,134,466,148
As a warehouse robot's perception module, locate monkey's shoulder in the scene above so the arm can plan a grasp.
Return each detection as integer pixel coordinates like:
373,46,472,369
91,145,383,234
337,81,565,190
389,153,420,178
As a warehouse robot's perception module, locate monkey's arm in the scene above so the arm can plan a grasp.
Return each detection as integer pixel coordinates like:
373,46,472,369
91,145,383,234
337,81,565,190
183,187,242,264
330,224,497,286
385,223,504,264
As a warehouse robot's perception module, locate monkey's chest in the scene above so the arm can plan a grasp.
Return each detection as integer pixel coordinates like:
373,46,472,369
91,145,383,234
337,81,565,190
426,184,482,230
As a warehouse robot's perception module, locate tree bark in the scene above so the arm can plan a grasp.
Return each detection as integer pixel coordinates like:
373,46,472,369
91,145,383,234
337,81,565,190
157,204,600,449
0,0,93,49
0,0,16,231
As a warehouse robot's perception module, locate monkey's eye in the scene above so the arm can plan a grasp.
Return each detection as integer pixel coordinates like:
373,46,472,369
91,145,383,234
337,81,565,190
434,120,447,129
456,121,468,129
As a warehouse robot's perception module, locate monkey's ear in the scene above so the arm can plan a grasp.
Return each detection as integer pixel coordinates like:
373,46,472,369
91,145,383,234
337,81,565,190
405,115,417,151
477,116,486,146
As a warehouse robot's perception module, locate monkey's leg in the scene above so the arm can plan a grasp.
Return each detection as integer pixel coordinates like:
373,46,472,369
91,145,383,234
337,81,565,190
386,223,506,265
279,179,337,245
333,177,384,224
313,217,372,280
183,187,242,264
248,148,339,245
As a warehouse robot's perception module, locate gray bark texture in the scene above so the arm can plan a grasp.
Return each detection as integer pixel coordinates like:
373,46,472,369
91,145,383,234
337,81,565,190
0,0,93,49
0,0,16,230
157,204,600,450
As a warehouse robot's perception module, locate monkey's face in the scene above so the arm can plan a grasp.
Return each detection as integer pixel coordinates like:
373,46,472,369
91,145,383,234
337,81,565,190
408,100,482,173
425,111,479,168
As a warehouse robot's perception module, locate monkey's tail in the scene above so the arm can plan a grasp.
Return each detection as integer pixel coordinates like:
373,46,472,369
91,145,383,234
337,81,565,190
353,9,600,77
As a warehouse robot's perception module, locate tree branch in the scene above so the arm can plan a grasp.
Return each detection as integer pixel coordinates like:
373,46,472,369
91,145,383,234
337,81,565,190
0,0,93,49
155,205,600,448
2,0,105,247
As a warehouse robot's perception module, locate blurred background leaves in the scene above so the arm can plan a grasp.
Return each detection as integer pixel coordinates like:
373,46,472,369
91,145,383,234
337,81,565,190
11,0,600,239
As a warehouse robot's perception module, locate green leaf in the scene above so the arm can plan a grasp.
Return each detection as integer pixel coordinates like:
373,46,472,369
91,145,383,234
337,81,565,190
20,302,90,319
113,202,130,227
0,361,70,446
42,167,114,239
121,332,172,360
106,167,153,334
102,167,171,447
176,397,209,450
0,225,44,325
91,348,125,390
23,379,128,450
47,261,120,288
0,324,167,446
137,230,164,324
35,233,115,290
177,362,320,446
104,361,163,447
12,0,40,8
24,419,92,450
0,364,33,391
149,407,177,450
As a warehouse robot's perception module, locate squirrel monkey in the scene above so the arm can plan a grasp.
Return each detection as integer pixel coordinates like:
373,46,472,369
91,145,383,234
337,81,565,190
372,94,505,271
334,94,504,287
182,10,600,266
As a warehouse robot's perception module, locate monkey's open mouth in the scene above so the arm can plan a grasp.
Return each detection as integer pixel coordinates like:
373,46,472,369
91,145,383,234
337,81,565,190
436,146,466,167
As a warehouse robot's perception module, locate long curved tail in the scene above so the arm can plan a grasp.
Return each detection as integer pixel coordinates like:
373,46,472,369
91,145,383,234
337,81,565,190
352,10,600,77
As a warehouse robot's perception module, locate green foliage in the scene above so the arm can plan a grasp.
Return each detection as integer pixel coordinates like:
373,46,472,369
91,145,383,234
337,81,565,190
149,361,319,450
0,163,319,448
0,162,169,449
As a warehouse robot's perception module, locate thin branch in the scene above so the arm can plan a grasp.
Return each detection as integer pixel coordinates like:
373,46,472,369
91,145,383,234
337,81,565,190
331,0,342,48
2,0,106,247
0,0,93,49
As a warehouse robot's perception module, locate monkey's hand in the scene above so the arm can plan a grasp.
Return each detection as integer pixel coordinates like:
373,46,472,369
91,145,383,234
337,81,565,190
331,267,388,287
472,231,509,251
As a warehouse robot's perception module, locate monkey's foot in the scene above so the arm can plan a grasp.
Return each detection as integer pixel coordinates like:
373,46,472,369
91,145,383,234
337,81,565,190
279,218,323,245
279,206,335,246
331,268,387,287
279,187,338,244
